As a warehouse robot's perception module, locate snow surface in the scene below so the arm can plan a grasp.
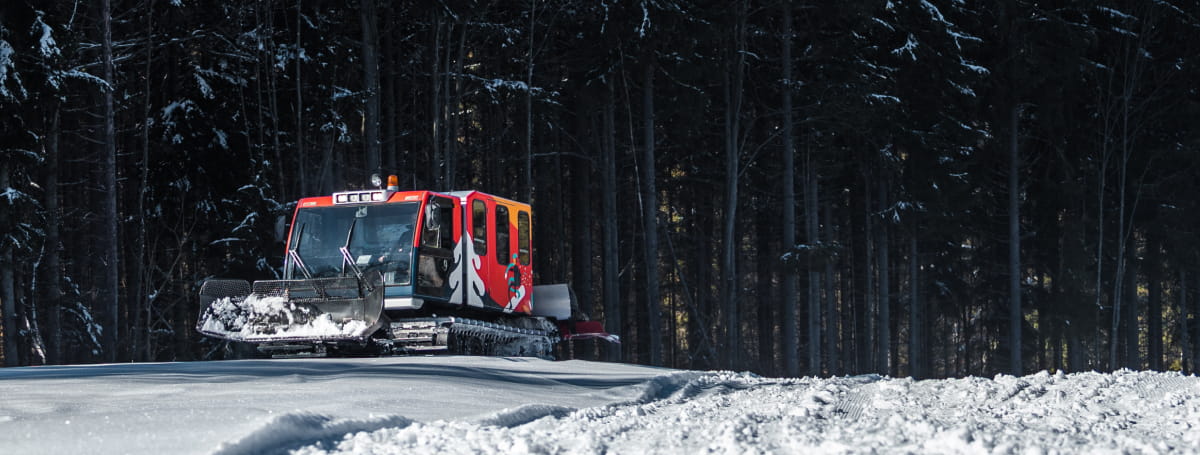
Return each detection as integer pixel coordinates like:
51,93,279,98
2,358,1198,455
0,357,669,454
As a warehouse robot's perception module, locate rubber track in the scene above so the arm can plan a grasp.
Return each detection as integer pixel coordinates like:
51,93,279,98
444,317,556,359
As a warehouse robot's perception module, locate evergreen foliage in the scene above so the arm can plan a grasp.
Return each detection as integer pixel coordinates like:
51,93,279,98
0,0,1197,376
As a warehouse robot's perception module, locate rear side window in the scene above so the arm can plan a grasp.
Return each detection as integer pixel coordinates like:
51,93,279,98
495,205,510,265
517,211,530,265
472,200,487,256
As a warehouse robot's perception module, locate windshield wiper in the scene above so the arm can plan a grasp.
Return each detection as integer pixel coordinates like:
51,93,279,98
288,223,314,280
340,218,370,289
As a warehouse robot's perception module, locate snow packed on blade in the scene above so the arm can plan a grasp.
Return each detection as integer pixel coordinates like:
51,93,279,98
200,295,371,340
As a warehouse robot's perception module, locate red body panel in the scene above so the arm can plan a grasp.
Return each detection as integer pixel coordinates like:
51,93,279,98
459,192,533,314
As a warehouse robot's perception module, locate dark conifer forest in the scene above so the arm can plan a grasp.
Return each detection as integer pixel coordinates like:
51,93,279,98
1,0,1199,377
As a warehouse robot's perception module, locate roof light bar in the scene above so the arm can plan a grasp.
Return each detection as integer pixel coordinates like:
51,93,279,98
333,190,389,205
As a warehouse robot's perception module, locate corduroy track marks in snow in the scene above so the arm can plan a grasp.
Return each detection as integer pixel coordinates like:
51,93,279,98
293,370,1200,455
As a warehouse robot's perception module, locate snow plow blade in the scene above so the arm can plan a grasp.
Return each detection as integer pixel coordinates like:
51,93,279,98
196,275,385,344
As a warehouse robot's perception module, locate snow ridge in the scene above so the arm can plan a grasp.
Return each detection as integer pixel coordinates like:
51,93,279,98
472,404,577,428
213,413,413,455
291,370,1200,455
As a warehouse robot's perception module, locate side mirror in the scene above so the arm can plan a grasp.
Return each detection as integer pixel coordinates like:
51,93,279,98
425,203,441,230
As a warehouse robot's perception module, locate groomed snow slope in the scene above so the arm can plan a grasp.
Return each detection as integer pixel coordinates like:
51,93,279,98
2,357,1198,454
0,357,670,454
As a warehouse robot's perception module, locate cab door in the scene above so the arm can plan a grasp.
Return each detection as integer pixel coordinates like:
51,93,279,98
463,193,491,308
414,194,459,302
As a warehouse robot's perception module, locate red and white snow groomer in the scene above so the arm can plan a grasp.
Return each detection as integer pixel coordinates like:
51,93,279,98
198,176,616,357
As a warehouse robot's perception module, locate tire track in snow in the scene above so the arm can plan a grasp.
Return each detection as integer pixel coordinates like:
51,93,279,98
831,374,883,422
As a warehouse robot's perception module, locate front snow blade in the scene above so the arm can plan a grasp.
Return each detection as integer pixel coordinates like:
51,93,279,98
197,275,385,344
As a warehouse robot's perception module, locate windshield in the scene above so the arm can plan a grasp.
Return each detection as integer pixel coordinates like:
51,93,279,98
286,202,419,285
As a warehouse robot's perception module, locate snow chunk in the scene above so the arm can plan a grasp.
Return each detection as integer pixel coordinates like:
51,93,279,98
921,0,948,25
960,58,989,75
161,99,197,122
0,39,20,99
951,81,976,97
871,17,895,31
34,14,59,58
485,78,531,93
2,186,24,203
1097,6,1136,21
193,71,213,99
213,128,228,149
867,93,901,104
58,69,111,90
892,34,918,61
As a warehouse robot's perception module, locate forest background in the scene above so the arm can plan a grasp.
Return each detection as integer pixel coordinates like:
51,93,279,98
1,0,1199,378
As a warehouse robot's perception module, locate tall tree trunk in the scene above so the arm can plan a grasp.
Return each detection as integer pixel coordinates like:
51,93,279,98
43,105,63,365
602,85,621,362
1109,46,1138,370
756,205,775,375
721,0,747,370
1182,270,1193,373
1146,224,1162,370
1067,321,1084,372
1,160,16,366
824,196,837,375
296,0,307,191
361,0,381,178
805,148,820,375
101,0,121,363
524,2,535,202
1096,146,1110,370
253,2,268,172
1008,105,1022,376
133,0,154,362
1123,241,1139,369
382,22,398,177
631,231,647,363
877,179,891,375
641,59,662,366
863,176,876,373
447,22,468,189
688,185,716,370
263,0,284,197
570,103,593,359
430,13,444,190
779,3,799,378
721,160,739,370
909,230,921,378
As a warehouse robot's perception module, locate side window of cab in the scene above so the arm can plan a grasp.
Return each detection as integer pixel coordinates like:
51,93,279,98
517,211,530,265
472,200,487,256
495,205,510,265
